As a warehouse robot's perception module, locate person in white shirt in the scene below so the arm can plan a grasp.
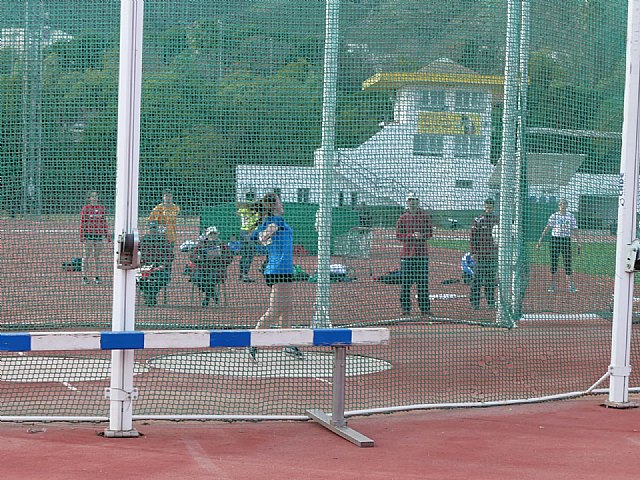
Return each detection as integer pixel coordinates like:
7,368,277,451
536,198,578,293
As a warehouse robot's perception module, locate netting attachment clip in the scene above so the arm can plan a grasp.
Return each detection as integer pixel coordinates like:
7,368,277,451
117,230,140,270
623,239,640,272
104,387,139,402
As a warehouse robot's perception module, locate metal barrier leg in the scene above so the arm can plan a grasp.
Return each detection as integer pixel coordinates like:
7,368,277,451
306,346,375,447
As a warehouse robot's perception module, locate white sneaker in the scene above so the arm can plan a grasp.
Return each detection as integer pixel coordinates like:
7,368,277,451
548,283,556,293
247,347,258,362
568,284,577,293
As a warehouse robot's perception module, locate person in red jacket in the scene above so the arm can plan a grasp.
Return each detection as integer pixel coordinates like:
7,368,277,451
396,194,433,316
80,190,110,285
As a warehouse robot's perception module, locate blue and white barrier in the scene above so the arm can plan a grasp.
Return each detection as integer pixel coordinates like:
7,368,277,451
0,328,389,352
0,327,389,447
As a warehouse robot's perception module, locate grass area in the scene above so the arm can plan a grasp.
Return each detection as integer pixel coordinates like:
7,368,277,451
431,238,617,277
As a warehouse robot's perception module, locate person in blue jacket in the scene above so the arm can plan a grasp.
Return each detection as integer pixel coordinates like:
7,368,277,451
247,192,300,360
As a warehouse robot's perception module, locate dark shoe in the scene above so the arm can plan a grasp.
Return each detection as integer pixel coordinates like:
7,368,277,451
247,347,258,362
94,276,101,284
82,276,89,285
241,275,256,283
283,346,304,359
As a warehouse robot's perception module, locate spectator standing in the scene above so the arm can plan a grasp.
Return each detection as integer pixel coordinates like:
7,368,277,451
190,226,233,307
469,198,499,309
236,201,260,282
80,190,110,285
148,190,180,245
395,194,433,317
536,198,579,293
138,221,175,306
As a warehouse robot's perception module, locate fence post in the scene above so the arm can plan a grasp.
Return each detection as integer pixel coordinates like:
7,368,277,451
104,0,144,437
313,0,340,328
497,0,521,326
607,0,640,407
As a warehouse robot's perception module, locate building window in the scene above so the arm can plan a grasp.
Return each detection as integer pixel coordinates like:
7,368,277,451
273,187,282,197
417,90,446,111
455,91,489,110
338,191,345,206
297,188,310,203
350,191,359,206
413,134,444,156
245,190,256,201
453,135,483,156
455,179,473,189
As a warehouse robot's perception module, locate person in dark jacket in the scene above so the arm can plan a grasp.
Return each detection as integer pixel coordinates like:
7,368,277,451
469,198,499,309
138,221,175,306
395,194,434,316
189,226,233,307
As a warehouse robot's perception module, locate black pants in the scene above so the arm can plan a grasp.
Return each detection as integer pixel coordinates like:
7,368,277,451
193,271,224,305
550,236,572,275
400,257,430,314
470,257,497,308
138,268,171,306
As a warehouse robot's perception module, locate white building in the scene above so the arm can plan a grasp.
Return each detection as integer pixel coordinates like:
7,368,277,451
236,58,620,226
237,58,503,210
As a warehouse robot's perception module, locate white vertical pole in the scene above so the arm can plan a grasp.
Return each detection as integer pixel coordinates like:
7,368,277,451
106,0,144,436
608,0,640,406
497,0,521,325
314,0,340,328
511,0,530,319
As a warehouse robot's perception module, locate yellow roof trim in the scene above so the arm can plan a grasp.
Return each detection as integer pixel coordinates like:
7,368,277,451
362,72,505,90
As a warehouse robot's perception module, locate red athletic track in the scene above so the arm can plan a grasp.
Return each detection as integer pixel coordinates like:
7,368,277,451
1,395,639,480
1,218,637,418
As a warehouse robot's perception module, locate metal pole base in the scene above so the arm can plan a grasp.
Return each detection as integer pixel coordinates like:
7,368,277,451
102,429,140,438
602,400,639,409
306,409,374,447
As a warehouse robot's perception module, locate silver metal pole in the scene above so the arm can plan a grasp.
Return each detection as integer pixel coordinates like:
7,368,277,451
106,0,144,436
512,0,530,319
497,0,521,324
607,0,640,406
331,346,347,427
21,0,44,217
314,0,340,328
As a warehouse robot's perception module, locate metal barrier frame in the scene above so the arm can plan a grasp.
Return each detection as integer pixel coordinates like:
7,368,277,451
0,328,389,447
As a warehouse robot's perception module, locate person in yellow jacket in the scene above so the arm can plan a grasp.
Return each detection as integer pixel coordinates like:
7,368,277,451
236,201,260,282
148,190,180,245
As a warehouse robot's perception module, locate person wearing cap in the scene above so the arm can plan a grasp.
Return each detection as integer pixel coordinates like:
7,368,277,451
138,220,175,306
469,198,499,309
189,226,233,307
396,194,434,317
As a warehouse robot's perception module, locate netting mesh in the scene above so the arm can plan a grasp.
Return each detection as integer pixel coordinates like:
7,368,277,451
0,0,637,418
